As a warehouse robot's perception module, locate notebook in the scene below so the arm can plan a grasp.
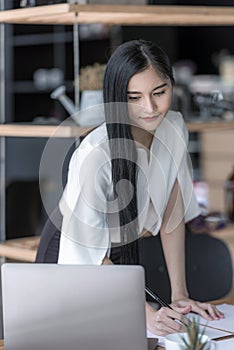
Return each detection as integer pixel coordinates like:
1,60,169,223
1,263,148,350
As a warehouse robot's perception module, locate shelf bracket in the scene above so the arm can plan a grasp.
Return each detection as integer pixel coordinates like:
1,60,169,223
73,9,80,111
0,0,6,242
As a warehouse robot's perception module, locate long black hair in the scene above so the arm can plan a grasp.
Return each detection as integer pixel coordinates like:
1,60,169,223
103,40,175,264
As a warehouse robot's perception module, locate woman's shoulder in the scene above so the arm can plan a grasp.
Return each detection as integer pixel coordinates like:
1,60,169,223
69,123,110,168
80,123,108,149
75,123,109,156
165,110,185,127
163,110,188,141
153,110,188,149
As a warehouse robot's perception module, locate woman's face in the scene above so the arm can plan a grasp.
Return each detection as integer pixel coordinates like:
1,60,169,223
127,66,173,132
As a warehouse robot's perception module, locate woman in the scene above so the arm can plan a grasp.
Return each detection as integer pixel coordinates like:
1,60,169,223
58,39,224,335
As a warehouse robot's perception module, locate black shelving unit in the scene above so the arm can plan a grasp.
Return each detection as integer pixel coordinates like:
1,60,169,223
1,0,112,240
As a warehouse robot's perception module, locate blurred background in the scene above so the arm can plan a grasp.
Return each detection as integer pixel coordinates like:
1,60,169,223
0,0,234,240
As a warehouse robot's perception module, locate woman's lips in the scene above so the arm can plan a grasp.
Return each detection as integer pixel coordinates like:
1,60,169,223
141,115,160,121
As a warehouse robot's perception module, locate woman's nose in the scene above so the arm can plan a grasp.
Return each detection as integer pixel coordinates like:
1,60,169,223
143,97,156,113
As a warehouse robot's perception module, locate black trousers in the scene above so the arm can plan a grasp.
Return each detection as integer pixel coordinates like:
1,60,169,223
110,245,122,264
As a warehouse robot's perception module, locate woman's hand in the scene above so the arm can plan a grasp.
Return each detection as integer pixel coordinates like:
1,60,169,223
171,297,225,321
146,303,191,336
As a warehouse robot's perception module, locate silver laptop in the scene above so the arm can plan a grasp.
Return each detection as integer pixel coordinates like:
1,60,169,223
1,263,149,350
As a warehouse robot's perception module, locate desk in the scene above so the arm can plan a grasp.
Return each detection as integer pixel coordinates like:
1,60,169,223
155,296,234,350
0,298,233,350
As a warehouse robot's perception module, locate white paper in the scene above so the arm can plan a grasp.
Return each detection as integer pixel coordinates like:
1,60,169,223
147,303,234,346
216,338,234,350
147,330,165,347
187,304,234,333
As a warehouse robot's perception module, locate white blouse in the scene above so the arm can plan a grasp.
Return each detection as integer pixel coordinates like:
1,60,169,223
58,110,200,265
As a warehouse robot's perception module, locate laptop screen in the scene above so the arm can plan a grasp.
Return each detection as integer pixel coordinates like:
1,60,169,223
2,263,148,350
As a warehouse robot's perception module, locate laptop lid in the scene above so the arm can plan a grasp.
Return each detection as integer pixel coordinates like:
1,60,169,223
1,263,148,350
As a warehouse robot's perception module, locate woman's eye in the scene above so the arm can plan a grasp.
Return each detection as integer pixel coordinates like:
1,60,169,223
153,90,166,97
128,96,140,101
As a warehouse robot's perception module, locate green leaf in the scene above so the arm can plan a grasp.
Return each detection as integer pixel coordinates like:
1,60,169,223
179,316,211,350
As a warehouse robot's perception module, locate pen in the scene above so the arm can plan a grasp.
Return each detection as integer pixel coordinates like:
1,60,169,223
145,286,173,309
145,286,186,327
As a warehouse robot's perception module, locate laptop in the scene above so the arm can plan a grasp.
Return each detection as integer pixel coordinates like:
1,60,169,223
1,263,149,350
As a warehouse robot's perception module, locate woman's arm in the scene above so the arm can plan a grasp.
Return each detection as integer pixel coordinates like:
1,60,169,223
58,145,111,265
160,179,224,321
102,256,113,265
160,179,188,301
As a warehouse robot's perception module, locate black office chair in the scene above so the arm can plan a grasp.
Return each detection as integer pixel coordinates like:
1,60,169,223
6,179,42,239
35,207,62,263
139,230,233,303
35,209,233,302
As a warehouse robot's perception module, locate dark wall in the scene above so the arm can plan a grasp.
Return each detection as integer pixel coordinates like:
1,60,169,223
122,0,234,74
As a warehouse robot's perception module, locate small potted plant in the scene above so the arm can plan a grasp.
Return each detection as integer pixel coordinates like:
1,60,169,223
165,317,213,350
78,63,106,111
180,317,211,350
79,63,106,93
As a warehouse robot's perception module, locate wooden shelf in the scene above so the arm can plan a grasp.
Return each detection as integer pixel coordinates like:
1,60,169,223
0,4,234,26
0,236,39,262
0,121,233,137
186,120,234,132
0,124,93,138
